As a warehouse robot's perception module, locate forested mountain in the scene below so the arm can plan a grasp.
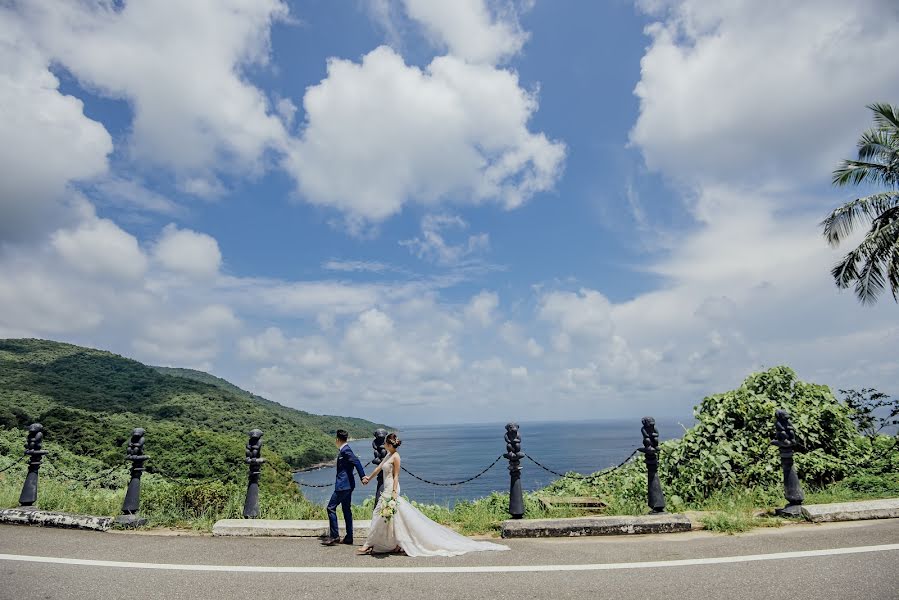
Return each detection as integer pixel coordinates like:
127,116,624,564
0,339,384,475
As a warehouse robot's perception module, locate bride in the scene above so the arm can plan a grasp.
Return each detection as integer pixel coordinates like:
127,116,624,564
356,433,509,557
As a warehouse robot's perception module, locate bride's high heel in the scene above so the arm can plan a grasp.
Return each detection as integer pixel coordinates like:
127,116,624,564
355,546,373,555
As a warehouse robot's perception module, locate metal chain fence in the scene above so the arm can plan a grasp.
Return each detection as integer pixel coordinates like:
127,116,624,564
399,455,504,487
289,460,372,488
0,455,25,474
524,449,639,482
45,457,127,484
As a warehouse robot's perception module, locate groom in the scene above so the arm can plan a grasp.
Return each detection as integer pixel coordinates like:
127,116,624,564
322,429,366,546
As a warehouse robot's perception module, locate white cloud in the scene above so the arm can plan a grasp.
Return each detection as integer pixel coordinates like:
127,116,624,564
539,289,614,346
153,224,222,280
401,0,529,64
604,0,899,403
0,9,112,240
51,212,148,282
92,177,182,216
239,327,334,370
239,327,288,361
401,214,490,266
498,321,543,358
0,249,105,336
344,307,461,376
18,0,289,177
322,259,392,273
284,46,565,224
465,290,499,326
133,304,240,368
631,0,899,190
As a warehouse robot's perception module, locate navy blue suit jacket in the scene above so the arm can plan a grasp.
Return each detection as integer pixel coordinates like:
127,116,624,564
335,444,366,492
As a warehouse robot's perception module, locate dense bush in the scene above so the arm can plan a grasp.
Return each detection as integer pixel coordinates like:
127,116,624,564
545,366,897,506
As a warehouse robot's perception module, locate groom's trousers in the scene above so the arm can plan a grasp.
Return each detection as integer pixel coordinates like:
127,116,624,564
327,489,353,539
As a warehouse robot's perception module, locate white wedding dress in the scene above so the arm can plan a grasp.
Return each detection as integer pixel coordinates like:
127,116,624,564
366,454,510,557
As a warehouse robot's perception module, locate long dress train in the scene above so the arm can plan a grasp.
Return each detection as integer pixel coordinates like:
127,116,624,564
366,456,510,557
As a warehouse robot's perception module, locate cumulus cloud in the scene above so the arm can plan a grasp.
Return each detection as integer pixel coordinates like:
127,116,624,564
465,290,499,326
17,0,289,178
539,289,614,347
153,224,222,280
284,45,565,224
133,304,240,368
401,0,529,64
0,8,112,240
0,216,240,368
608,0,899,400
498,321,544,358
51,212,148,282
631,0,899,189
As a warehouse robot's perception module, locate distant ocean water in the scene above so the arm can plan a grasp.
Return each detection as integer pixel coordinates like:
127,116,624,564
294,418,691,506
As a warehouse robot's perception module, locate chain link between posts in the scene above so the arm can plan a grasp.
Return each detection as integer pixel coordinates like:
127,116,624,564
0,455,25,473
399,455,504,487
44,457,127,484
524,449,640,482
288,460,373,488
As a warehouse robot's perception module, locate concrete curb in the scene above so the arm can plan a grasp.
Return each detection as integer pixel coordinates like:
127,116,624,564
0,507,113,531
501,513,692,538
801,498,899,523
212,519,371,537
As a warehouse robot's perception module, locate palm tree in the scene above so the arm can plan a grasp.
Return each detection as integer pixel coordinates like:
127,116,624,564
821,103,899,305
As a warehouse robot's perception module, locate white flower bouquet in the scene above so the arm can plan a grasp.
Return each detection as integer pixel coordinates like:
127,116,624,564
380,492,398,522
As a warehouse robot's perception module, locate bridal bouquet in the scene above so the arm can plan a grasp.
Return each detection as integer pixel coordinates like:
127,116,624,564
380,492,398,523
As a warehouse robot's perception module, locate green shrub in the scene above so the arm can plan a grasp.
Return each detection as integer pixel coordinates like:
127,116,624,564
545,366,890,507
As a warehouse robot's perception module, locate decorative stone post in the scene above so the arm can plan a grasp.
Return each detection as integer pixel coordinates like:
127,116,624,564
18,424,48,507
243,429,265,518
771,409,804,516
504,423,524,519
116,428,148,527
637,416,666,513
372,428,388,499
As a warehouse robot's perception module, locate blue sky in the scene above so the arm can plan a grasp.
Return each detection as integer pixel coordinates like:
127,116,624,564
1,0,897,425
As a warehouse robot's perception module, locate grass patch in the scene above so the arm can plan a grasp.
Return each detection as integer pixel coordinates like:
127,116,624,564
700,511,782,534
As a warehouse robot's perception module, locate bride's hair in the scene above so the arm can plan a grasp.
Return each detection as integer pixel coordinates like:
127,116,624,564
385,433,402,448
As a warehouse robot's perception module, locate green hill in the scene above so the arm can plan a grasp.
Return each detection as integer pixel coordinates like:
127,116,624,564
0,339,385,477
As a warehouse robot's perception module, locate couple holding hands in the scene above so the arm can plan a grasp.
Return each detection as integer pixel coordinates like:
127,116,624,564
323,429,508,557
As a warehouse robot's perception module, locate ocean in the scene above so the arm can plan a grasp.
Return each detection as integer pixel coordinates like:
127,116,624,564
294,417,691,506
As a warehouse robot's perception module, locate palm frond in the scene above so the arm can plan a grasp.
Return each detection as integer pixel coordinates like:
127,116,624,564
868,102,899,133
831,253,860,289
855,255,887,305
832,159,896,187
888,243,899,302
831,218,899,304
856,128,898,162
819,192,899,246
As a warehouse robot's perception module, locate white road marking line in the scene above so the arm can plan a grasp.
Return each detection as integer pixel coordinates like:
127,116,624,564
1,544,898,574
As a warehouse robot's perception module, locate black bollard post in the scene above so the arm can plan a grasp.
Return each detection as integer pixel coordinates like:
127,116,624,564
504,423,524,519
638,417,666,513
771,409,804,517
372,428,388,499
243,429,265,519
116,428,148,527
18,424,48,507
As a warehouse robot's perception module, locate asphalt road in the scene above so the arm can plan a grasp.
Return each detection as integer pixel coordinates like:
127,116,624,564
1,520,897,600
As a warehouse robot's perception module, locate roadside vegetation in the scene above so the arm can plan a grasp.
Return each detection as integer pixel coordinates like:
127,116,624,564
2,366,896,536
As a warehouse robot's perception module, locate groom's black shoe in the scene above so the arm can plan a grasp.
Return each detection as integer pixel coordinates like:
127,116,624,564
340,537,354,545
321,537,341,546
